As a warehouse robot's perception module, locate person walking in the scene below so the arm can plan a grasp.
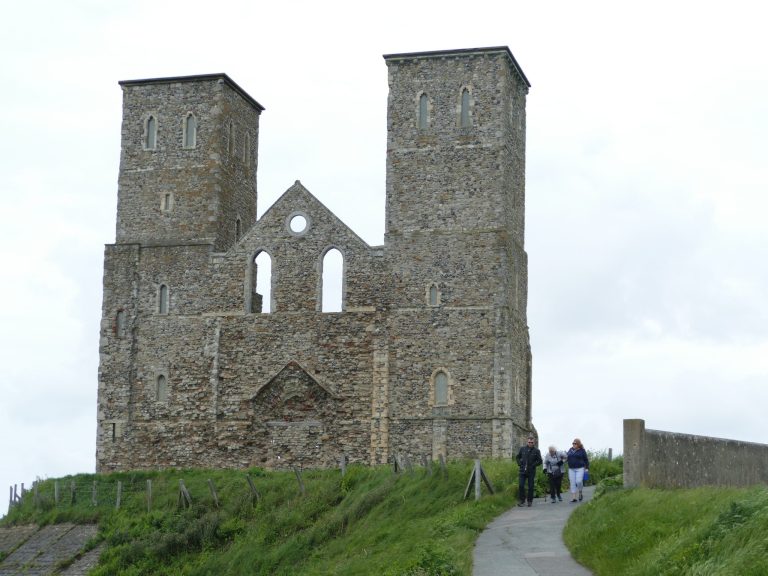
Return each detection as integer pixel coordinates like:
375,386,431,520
516,435,543,507
567,438,589,502
543,445,566,503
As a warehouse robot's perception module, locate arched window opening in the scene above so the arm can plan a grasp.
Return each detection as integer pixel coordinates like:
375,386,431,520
418,93,428,129
434,371,448,405
460,88,471,128
321,248,344,312
235,218,242,241
158,284,169,314
252,251,272,313
428,284,439,306
116,310,126,338
146,115,157,149
156,374,168,402
184,113,197,148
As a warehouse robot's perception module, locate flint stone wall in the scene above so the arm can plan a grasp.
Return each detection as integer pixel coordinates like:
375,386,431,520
97,48,536,474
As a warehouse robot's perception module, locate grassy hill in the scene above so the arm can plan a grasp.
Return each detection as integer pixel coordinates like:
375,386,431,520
2,455,641,575
564,482,768,575
2,459,530,575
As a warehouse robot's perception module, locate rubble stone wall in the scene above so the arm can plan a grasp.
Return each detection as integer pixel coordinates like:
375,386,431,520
97,47,536,473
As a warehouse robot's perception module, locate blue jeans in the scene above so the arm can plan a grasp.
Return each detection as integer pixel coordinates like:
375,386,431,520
519,470,536,503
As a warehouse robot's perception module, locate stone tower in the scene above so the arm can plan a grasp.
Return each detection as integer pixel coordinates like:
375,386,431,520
96,48,535,473
97,75,263,469
115,74,263,251
382,47,533,458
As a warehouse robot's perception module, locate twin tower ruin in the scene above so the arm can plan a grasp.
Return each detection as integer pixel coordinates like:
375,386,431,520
96,46,535,472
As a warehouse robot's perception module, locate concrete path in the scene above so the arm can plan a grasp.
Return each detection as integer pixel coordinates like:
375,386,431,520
473,486,595,576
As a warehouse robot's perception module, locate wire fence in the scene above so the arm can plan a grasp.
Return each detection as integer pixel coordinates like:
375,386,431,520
6,452,486,515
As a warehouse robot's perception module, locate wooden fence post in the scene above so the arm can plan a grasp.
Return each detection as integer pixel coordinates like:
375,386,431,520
54,481,60,505
439,454,448,479
146,479,152,512
207,479,220,509
293,466,305,496
392,453,400,474
339,454,348,477
92,481,97,507
8,486,11,510
115,481,122,510
463,460,495,501
422,455,433,476
70,480,76,505
178,480,192,509
245,475,261,503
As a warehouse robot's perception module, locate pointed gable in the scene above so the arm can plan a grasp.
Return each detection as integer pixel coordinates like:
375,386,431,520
224,180,383,313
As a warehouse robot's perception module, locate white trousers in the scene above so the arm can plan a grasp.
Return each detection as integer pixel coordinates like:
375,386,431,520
568,467,584,494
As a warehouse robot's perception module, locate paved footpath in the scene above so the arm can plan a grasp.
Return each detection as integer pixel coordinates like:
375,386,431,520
473,486,595,576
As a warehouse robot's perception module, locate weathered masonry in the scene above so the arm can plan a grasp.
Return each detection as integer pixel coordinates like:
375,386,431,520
96,46,535,472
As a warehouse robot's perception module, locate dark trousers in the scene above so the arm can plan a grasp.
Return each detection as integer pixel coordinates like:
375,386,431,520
518,470,536,503
548,473,563,499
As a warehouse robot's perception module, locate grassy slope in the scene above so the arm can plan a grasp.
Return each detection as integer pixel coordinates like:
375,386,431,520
564,484,768,576
2,460,524,576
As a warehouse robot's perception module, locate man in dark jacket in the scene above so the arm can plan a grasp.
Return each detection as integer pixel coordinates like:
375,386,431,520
516,435,543,507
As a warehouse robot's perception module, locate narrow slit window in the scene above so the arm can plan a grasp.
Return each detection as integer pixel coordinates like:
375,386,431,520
146,115,157,149
418,93,428,129
244,133,250,164
428,284,439,306
435,371,448,405
184,114,197,148
159,284,169,314
235,218,242,241
228,121,235,155
116,310,126,338
111,423,116,442
460,89,471,128
162,193,172,212
156,375,168,402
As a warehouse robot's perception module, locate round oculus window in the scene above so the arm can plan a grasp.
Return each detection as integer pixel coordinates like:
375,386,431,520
287,213,309,236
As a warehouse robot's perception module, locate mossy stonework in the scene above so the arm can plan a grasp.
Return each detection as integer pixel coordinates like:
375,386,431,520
96,47,535,473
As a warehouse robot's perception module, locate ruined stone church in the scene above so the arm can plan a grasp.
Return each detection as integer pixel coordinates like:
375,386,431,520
96,46,534,472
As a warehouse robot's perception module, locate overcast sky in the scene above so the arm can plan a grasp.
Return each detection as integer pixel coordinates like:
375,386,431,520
2,0,767,515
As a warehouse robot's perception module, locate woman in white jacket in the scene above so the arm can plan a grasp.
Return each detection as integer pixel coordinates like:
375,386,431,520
543,445,567,502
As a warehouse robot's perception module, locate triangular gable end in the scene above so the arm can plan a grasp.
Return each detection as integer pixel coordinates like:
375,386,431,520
252,360,338,401
236,180,372,251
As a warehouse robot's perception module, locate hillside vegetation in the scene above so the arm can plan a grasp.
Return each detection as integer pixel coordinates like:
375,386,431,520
564,483,768,575
3,460,527,575
2,455,631,575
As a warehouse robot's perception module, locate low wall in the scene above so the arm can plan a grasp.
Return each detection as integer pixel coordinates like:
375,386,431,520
623,419,768,489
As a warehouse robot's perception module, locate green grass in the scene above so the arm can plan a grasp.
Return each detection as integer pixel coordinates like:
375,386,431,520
1,460,526,575
2,456,625,575
565,483,768,575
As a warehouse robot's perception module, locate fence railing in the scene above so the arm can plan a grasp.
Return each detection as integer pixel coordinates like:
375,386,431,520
8,453,500,514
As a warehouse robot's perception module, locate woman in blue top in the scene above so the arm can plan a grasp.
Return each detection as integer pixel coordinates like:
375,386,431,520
567,438,589,502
